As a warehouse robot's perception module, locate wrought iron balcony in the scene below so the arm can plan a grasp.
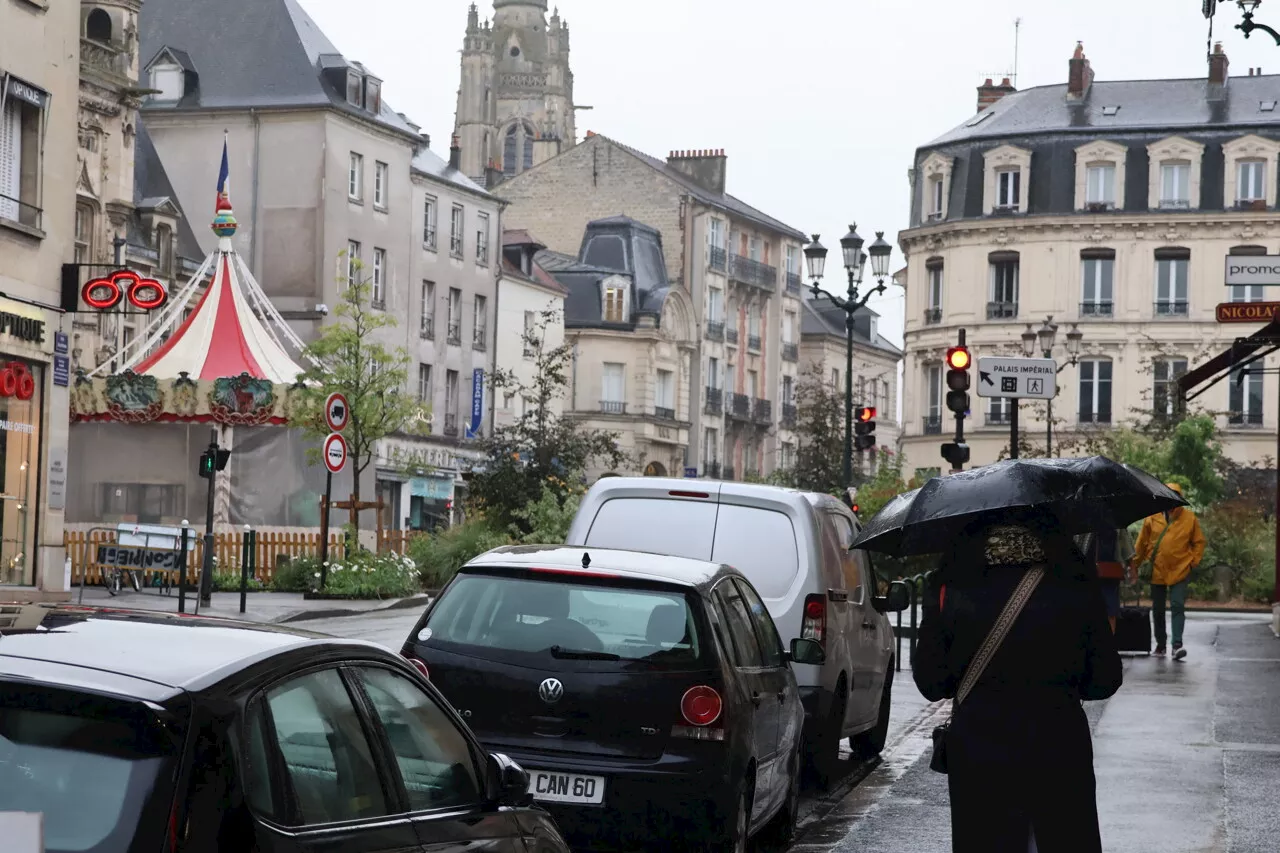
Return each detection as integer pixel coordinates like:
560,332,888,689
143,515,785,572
987,410,1012,426
706,321,725,342
655,406,676,421
785,272,802,295
1155,301,1189,317
709,246,727,272
450,232,464,257
0,194,42,231
447,323,462,345
420,315,434,340
923,415,943,435
423,226,437,250
1078,411,1113,425
600,400,627,415
1158,199,1191,210
782,343,798,362
444,414,459,437
371,297,387,311
730,254,779,291
728,393,751,420
1080,301,1114,317
1230,411,1265,427
747,334,762,352
726,327,739,345
924,307,942,325
781,403,797,429
704,388,723,415
752,398,772,424
473,328,487,351
987,301,1018,319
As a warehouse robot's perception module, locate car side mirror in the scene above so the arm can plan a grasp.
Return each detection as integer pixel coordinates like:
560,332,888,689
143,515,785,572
788,637,826,665
486,752,532,807
872,580,911,614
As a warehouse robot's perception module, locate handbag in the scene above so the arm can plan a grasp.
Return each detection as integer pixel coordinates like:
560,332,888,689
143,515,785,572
1136,522,1170,584
929,565,1045,775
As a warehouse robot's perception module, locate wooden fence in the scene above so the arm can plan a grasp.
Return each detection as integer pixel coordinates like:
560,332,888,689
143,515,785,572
66,528,423,586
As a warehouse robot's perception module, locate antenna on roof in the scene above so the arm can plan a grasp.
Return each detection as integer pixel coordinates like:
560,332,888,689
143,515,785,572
1013,17,1022,88
582,552,591,569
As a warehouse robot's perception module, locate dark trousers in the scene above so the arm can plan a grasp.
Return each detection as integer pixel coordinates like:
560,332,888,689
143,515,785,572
1150,580,1188,647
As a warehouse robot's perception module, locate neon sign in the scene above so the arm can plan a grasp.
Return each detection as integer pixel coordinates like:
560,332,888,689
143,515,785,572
81,270,168,312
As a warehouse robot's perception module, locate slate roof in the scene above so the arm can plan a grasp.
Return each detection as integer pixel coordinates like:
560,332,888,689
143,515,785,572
586,134,808,241
139,0,419,140
411,147,491,197
928,74,1280,148
129,122,203,263
801,295,903,357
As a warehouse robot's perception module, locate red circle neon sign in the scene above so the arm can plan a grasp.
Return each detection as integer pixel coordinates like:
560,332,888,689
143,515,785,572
81,270,168,312
0,362,35,401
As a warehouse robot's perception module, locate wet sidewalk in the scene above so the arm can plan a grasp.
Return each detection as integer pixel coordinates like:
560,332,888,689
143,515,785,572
60,585,430,624
803,613,1280,853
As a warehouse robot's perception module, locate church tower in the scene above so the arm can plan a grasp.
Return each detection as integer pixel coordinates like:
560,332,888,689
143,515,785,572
453,1,577,186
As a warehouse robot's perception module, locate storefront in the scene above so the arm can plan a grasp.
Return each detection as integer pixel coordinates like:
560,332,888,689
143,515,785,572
376,437,484,532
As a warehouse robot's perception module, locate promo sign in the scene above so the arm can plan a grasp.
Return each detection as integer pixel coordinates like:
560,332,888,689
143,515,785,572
324,432,347,474
1224,256,1280,287
1216,302,1280,323
82,269,168,311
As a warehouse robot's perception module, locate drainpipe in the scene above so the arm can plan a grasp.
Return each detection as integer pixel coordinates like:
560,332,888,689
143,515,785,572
249,109,262,279
489,202,505,435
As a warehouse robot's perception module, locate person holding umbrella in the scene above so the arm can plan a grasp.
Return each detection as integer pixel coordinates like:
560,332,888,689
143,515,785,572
1076,526,1135,633
1128,482,1205,660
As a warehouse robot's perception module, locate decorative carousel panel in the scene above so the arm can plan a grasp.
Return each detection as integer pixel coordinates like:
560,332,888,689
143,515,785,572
70,370,307,426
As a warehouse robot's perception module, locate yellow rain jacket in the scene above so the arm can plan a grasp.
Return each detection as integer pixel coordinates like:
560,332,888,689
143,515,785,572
1132,483,1207,587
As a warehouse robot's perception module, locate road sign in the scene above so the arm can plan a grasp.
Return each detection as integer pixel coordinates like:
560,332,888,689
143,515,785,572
976,357,1057,400
1225,256,1280,287
325,392,350,432
323,432,347,474
1216,302,1280,323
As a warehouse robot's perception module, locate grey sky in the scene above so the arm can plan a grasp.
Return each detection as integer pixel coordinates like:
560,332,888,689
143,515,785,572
296,0,1277,348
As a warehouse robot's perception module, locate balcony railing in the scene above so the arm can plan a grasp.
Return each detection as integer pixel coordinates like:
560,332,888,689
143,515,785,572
450,232,464,257
723,466,737,481
444,414,459,437
1080,301,1114,317
729,254,779,290
473,328,487,351
371,297,387,311
1159,199,1191,210
924,307,942,325
726,328,739,346
987,301,1018,319
424,226,437,250
0,194,42,231
1079,411,1113,425
781,403,797,429
1237,199,1269,211
600,400,627,415
1084,201,1115,212
655,406,676,421
81,38,130,76
1230,411,1265,427
752,398,772,424
782,343,799,362
706,321,725,342
747,334,762,352
728,393,751,420
704,388,723,415
1155,301,1189,317
785,272,802,295
709,246,727,272
705,461,721,479
477,234,489,266
987,410,1012,426
923,416,943,435
420,315,434,340
447,323,461,345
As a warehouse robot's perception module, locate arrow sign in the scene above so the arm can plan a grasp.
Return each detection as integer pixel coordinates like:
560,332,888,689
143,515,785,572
323,432,348,474
980,372,994,386
976,357,1057,400
325,392,350,432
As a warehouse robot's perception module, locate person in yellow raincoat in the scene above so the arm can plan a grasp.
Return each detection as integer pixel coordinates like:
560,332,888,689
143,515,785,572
1128,483,1206,660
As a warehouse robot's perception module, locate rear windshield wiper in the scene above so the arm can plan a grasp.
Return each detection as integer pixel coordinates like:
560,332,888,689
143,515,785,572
549,646,621,661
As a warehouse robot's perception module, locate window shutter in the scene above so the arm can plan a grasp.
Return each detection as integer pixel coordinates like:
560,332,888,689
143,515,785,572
0,99,21,218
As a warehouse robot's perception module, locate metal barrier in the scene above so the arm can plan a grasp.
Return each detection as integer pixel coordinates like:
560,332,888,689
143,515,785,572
893,573,929,673
77,524,196,607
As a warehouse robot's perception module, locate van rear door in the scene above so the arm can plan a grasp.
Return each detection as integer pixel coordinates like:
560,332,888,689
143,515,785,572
574,487,721,560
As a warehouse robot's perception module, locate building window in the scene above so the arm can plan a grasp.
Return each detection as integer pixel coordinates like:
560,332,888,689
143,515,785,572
447,288,461,344
473,295,487,350
1230,366,1265,426
709,287,724,325
831,368,839,390
364,78,381,114
348,152,363,201
747,369,759,399
603,283,626,323
602,363,626,413
86,8,114,42
74,203,93,263
1078,359,1113,424
418,364,432,404
929,176,944,218
371,248,386,307
708,357,721,391
1153,359,1187,418
1160,162,1191,208
1155,248,1189,316
996,169,1020,209
785,245,800,277
1237,159,1267,205
449,205,464,256
783,310,795,344
374,161,388,209
926,258,943,321
420,280,435,338
445,370,460,432
1224,134,1280,209
987,396,1012,425
0,81,49,230
1085,164,1116,208
346,72,363,107
476,212,490,265
1080,250,1114,317
523,310,536,358
782,374,794,406
423,196,437,250
925,365,942,433
345,240,361,288
704,428,719,465
988,252,1019,318
747,304,761,348
0,356,41,581
502,122,537,177
655,369,675,418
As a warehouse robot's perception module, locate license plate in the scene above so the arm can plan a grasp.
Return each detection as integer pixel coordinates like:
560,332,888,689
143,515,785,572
529,770,606,805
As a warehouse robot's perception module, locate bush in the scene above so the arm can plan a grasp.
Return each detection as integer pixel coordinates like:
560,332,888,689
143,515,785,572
1200,501,1275,603
272,556,320,592
211,571,265,592
319,550,421,599
511,484,580,545
408,518,510,590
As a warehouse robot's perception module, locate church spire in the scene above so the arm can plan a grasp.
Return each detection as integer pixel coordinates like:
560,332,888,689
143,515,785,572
467,3,479,31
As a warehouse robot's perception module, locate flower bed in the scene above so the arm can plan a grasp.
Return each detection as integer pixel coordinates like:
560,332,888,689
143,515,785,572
303,551,422,600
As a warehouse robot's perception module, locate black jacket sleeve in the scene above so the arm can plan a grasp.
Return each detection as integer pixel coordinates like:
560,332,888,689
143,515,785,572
912,571,957,702
1077,580,1123,701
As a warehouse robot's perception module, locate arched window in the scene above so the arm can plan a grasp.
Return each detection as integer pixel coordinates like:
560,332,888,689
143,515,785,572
86,9,112,42
523,130,535,171
503,126,518,177
503,123,537,177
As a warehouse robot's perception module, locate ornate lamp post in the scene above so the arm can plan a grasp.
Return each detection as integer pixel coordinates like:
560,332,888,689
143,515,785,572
1022,317,1084,456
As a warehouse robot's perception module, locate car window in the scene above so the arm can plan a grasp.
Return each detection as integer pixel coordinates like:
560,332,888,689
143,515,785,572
714,581,764,668
583,497,717,559
257,669,389,826
242,700,280,821
828,513,864,603
710,504,801,599
355,668,482,812
0,686,176,853
734,579,783,668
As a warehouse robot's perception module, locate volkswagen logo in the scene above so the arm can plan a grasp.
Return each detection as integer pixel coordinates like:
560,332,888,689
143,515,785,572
538,677,565,705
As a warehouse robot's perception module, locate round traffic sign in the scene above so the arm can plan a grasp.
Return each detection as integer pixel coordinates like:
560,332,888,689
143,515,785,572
323,432,347,474
325,392,350,432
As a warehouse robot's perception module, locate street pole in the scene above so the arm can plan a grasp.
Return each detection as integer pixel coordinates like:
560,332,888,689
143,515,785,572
1010,398,1020,460
844,283,855,488
1274,367,1279,605
199,428,217,607
319,469,332,589
1046,398,1053,458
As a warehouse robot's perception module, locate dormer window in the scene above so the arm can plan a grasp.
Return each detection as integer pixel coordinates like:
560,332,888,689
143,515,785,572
1074,140,1127,211
997,169,1020,208
150,63,184,102
984,143,1031,214
346,72,362,107
1147,136,1204,210
1086,164,1115,208
920,151,955,222
1238,160,1267,205
602,279,628,323
1223,134,1280,210
929,177,944,218
365,78,381,113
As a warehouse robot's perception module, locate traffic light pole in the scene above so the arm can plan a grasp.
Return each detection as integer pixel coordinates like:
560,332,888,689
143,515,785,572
1009,398,1020,460
844,308,855,488
199,428,217,607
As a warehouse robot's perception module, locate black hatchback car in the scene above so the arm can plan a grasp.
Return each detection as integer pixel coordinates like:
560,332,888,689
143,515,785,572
401,545,826,852
0,603,570,853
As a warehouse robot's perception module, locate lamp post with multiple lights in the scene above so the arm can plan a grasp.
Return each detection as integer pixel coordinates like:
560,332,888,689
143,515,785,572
1021,317,1084,457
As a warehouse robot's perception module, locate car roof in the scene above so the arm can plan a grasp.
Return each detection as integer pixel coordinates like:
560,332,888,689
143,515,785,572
583,475,845,513
465,544,736,589
0,605,388,696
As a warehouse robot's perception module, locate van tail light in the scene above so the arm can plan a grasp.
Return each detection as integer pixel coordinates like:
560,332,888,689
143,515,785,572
402,653,430,680
672,685,725,741
801,594,826,646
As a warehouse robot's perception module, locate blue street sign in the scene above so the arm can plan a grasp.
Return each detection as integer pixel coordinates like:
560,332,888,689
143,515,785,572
54,331,69,355
684,467,698,479
465,368,484,439
53,355,69,387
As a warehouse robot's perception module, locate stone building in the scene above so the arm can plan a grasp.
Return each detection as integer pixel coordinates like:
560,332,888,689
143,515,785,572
899,43,1280,476
453,0,577,185
496,133,808,480
496,229,567,428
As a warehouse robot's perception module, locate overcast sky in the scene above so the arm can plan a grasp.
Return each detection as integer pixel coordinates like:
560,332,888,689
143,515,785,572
297,0,1278,347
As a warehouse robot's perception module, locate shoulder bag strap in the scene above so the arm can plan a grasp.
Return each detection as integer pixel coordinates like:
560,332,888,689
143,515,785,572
955,565,1046,706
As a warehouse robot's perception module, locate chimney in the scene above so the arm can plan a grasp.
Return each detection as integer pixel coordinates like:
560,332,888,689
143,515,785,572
448,134,461,171
666,149,727,195
977,77,1017,112
1067,41,1095,100
1210,41,1230,85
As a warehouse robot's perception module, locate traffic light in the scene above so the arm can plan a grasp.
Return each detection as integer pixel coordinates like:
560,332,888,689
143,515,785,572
941,442,971,468
198,448,231,479
854,406,877,451
945,345,971,416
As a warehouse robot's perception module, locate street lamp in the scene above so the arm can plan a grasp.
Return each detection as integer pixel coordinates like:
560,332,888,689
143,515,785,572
808,224,895,489
1206,0,1280,44
1025,316,1084,457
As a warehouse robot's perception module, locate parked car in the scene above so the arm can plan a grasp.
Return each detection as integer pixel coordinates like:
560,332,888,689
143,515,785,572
401,545,826,852
0,603,570,853
563,477,910,781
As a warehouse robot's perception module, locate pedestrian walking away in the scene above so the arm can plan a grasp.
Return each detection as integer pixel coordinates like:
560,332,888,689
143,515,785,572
1129,483,1205,661
1076,527,1135,634
914,514,1123,853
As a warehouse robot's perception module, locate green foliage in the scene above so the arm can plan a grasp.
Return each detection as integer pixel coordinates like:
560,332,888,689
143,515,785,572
511,484,581,544
211,572,265,592
787,364,846,496
319,550,421,599
1199,500,1275,603
271,556,320,592
1078,415,1225,507
468,310,629,534
852,450,935,581
408,518,511,590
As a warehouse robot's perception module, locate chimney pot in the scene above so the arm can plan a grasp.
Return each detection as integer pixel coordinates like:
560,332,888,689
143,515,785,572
984,78,994,86
1068,42,1095,99
977,76,1017,113
1210,42,1230,85
1001,77,1011,87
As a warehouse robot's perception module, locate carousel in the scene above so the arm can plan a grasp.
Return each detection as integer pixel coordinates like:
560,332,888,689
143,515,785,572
67,156,329,529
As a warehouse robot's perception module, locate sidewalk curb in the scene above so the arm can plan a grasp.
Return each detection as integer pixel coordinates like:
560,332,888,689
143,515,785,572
274,594,431,625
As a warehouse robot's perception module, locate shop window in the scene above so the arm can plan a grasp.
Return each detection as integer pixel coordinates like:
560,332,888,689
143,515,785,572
0,361,40,585
1,77,52,232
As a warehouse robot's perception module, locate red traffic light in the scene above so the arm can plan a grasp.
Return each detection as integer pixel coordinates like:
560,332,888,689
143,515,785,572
856,406,877,422
946,346,971,371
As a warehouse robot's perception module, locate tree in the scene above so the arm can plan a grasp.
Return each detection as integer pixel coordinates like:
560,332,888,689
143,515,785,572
468,309,630,534
785,363,848,496
296,257,426,537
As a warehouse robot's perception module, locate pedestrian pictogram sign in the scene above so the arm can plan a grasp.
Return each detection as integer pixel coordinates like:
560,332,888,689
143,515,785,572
323,432,347,474
325,392,349,432
976,357,1058,400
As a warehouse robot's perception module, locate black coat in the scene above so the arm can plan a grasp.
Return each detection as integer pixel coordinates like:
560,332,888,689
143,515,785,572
914,561,1123,853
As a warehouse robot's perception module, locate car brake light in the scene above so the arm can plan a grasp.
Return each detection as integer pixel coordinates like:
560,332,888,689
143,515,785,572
525,567,619,578
401,653,430,680
801,594,826,645
668,490,710,499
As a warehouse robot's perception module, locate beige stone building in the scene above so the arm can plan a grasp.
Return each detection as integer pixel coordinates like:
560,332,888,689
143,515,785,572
495,229,567,428
0,0,81,596
899,44,1280,477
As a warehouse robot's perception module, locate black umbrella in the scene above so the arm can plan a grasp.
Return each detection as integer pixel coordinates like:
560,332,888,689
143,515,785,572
852,456,1187,557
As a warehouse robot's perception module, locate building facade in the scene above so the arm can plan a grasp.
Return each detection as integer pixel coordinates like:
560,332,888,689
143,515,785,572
496,134,808,480
899,43,1280,476
0,0,81,596
496,229,567,428
453,0,577,186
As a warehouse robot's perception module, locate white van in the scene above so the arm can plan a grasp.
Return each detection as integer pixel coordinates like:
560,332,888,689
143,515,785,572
564,477,909,780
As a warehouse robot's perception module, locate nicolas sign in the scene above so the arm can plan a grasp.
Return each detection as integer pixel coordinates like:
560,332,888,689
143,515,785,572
1225,256,1280,287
